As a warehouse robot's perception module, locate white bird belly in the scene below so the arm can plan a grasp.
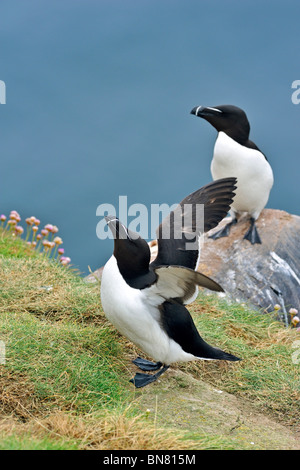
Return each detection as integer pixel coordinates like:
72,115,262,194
211,132,274,219
100,256,196,364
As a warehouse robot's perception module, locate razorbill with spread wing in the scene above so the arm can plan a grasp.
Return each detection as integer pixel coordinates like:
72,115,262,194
100,178,240,388
190,104,274,244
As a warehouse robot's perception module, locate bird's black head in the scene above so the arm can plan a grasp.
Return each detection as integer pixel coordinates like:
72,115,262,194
105,216,155,288
190,104,250,144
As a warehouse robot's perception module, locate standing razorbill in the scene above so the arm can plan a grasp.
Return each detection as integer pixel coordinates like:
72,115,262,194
100,178,240,388
190,104,274,244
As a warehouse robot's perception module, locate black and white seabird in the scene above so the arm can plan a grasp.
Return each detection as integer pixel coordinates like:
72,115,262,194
100,178,240,388
190,104,274,244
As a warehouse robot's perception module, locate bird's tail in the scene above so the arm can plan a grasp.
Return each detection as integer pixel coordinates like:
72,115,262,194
197,343,241,362
213,349,241,362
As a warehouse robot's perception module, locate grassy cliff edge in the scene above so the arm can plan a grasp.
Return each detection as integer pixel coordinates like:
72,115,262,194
0,227,299,450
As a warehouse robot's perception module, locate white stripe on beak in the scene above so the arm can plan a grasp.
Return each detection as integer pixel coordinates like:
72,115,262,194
206,107,222,113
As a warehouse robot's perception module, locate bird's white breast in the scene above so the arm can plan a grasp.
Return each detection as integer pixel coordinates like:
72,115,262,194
100,256,195,364
211,132,274,219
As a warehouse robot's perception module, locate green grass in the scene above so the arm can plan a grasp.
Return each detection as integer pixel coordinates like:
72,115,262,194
187,296,300,424
0,313,128,413
0,227,39,259
0,433,79,450
0,226,299,449
0,252,101,322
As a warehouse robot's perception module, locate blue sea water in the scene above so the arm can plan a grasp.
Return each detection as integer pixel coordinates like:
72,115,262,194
1,0,300,274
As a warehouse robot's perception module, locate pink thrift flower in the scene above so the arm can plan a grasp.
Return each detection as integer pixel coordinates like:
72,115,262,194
291,316,300,327
9,211,21,222
15,226,24,235
10,210,20,218
0,215,6,222
58,248,65,255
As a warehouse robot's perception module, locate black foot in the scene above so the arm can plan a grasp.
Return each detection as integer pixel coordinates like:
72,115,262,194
130,372,159,388
132,357,163,371
209,219,237,240
130,365,170,388
243,218,262,244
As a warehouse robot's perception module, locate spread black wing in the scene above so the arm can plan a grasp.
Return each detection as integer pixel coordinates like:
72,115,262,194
151,177,237,270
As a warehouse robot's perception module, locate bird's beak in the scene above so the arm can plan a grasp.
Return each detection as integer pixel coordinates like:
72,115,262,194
105,216,132,240
105,215,118,225
190,106,223,117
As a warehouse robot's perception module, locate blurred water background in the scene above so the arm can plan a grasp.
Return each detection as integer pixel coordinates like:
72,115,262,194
1,0,300,274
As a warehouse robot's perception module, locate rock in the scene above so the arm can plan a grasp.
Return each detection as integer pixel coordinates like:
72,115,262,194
150,209,300,323
85,266,103,283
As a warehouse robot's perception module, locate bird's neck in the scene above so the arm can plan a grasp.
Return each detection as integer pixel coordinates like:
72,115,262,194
222,127,249,146
116,257,157,289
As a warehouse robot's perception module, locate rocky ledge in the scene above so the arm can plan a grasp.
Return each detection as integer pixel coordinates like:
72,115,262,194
149,209,300,323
